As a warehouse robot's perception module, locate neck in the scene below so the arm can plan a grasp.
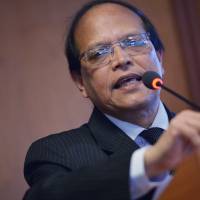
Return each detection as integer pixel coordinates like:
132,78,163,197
106,99,160,128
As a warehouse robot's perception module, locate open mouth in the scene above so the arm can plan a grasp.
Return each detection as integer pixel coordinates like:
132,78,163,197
113,73,142,89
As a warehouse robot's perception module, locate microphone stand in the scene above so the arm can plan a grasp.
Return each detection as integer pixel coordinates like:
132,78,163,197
157,82,200,111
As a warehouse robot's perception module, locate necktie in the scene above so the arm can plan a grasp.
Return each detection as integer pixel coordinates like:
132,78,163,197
139,127,164,145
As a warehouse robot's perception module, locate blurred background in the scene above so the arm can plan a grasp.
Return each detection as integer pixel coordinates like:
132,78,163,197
0,0,200,199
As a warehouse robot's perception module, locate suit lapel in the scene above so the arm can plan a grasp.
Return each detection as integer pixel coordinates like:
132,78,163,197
164,104,175,121
88,105,175,154
88,107,139,155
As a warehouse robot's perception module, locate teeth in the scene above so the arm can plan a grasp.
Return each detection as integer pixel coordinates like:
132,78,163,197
117,78,137,88
114,74,142,89
122,78,136,86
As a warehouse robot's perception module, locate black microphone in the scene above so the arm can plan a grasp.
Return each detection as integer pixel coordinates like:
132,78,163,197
142,71,200,111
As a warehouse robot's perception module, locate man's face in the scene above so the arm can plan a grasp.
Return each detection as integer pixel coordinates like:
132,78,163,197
74,3,163,117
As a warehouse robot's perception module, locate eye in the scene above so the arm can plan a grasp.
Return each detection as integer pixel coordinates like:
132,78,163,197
87,46,110,61
124,39,147,47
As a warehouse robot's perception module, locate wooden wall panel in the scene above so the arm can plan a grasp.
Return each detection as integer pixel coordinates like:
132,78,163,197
171,0,200,104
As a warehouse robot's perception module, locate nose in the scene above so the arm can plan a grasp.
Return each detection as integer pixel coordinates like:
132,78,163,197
110,45,133,71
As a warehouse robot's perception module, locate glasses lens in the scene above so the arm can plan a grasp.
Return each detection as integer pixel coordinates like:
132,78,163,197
87,46,110,65
123,34,151,56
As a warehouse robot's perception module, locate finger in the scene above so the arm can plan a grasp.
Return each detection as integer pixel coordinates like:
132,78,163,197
172,125,200,148
184,119,200,133
177,110,200,125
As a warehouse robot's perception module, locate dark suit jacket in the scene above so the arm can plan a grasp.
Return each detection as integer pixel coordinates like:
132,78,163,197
23,106,174,200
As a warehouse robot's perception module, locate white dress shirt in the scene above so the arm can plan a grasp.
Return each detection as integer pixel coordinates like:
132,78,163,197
105,102,172,200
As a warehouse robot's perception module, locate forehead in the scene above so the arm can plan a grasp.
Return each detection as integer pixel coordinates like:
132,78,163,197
75,3,145,52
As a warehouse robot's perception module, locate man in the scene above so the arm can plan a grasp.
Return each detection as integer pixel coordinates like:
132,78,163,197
23,1,200,200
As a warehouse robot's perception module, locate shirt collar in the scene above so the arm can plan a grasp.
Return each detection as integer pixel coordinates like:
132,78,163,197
105,101,169,140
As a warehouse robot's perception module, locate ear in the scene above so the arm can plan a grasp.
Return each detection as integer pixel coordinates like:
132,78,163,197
71,73,89,98
156,50,165,76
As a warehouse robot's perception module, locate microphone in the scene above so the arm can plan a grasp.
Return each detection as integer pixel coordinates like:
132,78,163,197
142,71,200,111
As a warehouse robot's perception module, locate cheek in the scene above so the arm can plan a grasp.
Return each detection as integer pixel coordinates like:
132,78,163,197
136,51,163,75
149,51,162,73
84,68,112,99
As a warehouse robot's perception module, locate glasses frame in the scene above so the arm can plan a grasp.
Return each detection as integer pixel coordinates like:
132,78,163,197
79,32,151,66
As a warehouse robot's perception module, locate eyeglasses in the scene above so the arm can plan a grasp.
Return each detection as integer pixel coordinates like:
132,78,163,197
79,32,152,66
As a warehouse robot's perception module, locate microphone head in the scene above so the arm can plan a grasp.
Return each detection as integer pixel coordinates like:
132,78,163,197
142,71,163,90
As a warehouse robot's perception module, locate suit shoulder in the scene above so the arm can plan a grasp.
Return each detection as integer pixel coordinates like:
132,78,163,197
24,123,106,178
24,123,101,168
27,123,92,154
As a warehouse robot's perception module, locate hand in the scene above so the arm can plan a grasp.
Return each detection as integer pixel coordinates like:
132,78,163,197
144,110,200,178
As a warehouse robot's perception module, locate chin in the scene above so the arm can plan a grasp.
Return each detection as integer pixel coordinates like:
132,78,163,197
119,93,158,111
